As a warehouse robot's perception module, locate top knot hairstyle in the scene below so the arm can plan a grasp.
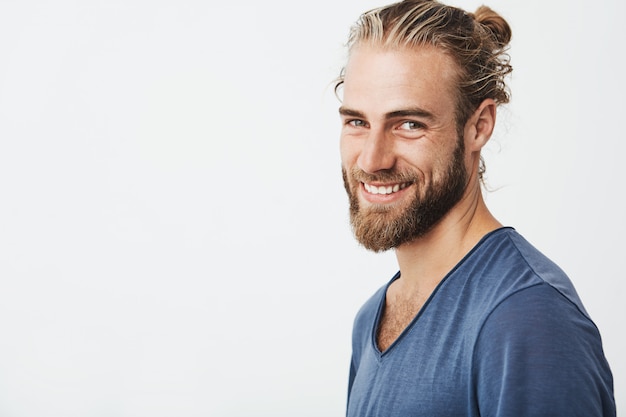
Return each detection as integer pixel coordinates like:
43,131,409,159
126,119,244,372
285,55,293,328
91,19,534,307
336,0,513,131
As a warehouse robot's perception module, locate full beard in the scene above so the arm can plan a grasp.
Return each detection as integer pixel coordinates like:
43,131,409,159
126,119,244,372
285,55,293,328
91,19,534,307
342,139,468,252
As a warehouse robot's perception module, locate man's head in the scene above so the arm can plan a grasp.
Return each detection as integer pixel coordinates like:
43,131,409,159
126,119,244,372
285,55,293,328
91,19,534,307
337,0,512,140
337,0,512,252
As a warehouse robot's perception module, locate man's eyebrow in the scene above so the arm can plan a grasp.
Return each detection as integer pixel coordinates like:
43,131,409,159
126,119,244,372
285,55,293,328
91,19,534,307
338,107,365,118
385,108,435,120
338,106,435,120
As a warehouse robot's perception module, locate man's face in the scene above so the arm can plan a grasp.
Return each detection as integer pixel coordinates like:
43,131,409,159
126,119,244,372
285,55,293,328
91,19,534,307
339,44,470,252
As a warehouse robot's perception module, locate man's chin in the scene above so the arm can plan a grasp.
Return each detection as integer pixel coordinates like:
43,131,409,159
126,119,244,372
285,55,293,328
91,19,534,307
349,210,406,252
355,232,399,253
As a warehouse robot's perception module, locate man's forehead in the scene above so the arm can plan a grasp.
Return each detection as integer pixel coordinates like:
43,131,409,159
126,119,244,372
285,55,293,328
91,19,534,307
341,44,459,115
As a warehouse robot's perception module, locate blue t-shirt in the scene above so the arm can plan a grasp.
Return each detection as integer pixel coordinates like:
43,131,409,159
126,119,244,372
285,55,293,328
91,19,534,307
347,228,615,417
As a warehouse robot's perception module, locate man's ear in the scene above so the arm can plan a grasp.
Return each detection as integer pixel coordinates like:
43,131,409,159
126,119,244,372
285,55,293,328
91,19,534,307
465,98,496,152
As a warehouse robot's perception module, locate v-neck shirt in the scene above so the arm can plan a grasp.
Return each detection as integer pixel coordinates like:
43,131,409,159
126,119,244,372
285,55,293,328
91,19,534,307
346,227,615,416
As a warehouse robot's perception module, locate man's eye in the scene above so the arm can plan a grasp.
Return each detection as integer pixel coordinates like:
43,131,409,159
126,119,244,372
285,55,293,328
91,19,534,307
348,119,367,127
399,121,423,131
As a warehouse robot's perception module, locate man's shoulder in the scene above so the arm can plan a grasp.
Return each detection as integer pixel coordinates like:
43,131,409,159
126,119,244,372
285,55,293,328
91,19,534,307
466,227,588,316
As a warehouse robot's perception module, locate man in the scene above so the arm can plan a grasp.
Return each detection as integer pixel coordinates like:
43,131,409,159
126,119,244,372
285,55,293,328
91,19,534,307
335,1,615,416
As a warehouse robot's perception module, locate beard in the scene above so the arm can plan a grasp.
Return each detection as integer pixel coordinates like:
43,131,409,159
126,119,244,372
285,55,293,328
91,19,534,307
342,138,468,252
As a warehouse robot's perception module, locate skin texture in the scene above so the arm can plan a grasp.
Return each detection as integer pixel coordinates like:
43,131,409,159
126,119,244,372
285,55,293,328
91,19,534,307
339,44,502,351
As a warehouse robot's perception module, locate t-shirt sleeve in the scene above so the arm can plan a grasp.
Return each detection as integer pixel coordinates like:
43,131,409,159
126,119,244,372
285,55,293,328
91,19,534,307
472,283,615,417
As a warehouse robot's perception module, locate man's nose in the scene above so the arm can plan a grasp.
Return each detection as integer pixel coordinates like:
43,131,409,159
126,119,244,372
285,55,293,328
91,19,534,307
357,128,396,174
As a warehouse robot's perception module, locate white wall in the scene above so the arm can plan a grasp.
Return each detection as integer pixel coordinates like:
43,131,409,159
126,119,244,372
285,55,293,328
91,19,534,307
0,0,623,415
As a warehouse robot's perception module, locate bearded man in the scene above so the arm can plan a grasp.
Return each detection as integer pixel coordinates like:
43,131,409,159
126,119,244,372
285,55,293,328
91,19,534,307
336,1,615,416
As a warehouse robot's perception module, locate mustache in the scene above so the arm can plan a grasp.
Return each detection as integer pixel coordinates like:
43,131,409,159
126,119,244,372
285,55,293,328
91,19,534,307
346,166,418,184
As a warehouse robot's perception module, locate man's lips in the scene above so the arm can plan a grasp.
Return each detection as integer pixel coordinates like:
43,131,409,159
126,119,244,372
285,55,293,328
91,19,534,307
362,182,411,195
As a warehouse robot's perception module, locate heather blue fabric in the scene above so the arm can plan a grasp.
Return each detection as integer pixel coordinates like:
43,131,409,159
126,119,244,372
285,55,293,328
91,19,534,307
347,227,615,417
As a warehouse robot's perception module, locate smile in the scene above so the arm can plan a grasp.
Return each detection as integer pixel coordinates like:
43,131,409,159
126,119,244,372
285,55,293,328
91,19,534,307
363,182,410,195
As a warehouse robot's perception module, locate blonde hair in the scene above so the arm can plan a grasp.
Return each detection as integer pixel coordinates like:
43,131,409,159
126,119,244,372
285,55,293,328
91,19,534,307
336,0,513,129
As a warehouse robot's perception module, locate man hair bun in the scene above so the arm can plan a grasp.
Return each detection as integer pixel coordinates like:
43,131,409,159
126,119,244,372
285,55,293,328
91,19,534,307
472,5,512,48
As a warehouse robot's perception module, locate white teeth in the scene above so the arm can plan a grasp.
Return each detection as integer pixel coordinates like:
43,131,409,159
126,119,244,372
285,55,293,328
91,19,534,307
364,182,408,195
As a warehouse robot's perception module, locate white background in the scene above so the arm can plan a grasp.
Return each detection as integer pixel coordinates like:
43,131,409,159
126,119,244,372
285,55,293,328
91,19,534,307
0,0,623,415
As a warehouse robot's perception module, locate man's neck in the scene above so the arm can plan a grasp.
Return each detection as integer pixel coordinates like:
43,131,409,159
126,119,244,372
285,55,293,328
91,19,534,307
394,189,501,293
